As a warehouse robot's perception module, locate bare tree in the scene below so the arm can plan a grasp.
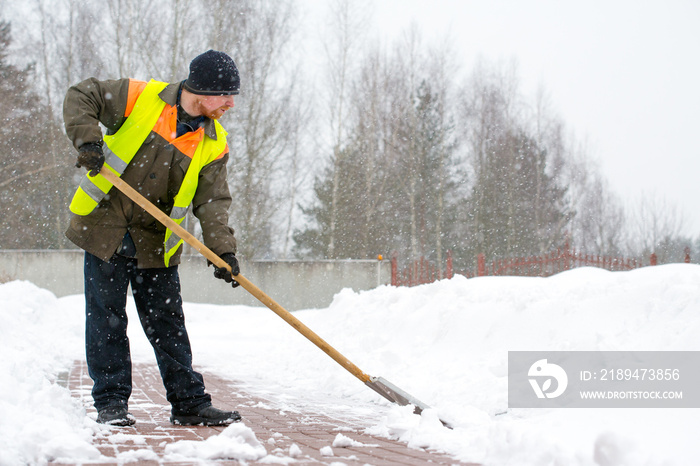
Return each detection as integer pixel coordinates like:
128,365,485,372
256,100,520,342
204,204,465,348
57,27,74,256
323,0,371,258
104,0,203,80
349,48,394,258
396,25,423,259
564,145,627,255
425,39,460,270
455,58,574,262
106,0,137,76
456,58,522,258
204,0,303,259
627,192,686,261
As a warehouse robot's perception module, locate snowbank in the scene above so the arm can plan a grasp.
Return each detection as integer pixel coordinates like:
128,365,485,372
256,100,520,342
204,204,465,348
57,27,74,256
0,281,99,464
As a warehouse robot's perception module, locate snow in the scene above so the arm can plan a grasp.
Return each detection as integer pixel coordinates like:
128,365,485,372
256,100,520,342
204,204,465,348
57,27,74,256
289,443,303,458
332,432,374,448
163,423,267,461
1,264,700,465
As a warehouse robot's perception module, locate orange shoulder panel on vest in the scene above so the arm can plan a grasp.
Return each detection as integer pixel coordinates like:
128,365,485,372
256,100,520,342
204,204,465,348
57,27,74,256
125,79,149,117
171,129,204,158
152,105,178,143
216,144,229,160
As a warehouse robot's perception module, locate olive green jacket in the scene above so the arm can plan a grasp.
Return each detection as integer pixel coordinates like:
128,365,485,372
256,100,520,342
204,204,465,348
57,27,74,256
63,77,237,268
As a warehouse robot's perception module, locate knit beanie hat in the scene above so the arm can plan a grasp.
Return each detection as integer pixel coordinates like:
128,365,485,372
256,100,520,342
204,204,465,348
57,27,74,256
183,50,240,95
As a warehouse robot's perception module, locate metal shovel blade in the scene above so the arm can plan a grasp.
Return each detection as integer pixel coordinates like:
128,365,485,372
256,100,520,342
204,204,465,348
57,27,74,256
365,377,453,429
365,376,431,414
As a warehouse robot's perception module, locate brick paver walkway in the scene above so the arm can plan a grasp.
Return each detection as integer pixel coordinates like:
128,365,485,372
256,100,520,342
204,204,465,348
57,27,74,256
58,360,476,465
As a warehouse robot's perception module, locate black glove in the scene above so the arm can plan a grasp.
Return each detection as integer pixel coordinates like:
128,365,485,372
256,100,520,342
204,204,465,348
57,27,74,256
76,142,105,177
213,253,240,288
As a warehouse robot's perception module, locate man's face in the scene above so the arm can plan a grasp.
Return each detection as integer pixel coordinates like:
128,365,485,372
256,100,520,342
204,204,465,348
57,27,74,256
195,94,235,120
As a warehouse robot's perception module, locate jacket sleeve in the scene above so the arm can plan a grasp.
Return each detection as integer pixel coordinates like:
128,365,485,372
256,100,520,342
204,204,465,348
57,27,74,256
62,78,132,149
192,153,238,256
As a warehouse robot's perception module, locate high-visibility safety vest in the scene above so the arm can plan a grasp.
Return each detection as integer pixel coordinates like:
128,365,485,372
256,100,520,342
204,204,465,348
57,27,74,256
69,79,229,267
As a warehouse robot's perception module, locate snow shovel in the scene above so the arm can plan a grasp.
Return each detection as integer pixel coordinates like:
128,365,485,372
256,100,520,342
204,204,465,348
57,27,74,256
99,167,450,427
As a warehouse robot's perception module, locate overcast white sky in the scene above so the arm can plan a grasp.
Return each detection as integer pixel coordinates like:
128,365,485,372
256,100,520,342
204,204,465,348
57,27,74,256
302,0,700,237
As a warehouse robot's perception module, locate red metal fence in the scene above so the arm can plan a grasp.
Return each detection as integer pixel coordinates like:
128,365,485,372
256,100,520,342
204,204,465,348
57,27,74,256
391,255,454,287
390,245,692,287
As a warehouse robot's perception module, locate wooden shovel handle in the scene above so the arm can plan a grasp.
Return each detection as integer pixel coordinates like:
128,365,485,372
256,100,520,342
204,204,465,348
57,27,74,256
99,167,371,383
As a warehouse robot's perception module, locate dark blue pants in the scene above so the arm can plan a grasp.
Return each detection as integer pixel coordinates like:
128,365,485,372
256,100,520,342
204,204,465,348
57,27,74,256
84,252,211,414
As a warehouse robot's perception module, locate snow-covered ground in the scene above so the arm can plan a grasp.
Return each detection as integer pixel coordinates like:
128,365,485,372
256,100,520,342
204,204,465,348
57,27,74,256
1,264,699,465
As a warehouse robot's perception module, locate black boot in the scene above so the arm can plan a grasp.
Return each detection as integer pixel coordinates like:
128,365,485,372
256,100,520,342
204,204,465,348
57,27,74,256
171,404,241,426
97,406,136,426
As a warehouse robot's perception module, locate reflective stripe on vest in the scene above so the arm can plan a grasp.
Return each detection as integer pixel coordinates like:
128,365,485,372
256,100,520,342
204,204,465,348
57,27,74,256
162,120,228,266
69,79,229,267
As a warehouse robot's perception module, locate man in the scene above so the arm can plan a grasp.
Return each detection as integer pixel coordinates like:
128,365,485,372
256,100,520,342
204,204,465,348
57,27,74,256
63,50,243,427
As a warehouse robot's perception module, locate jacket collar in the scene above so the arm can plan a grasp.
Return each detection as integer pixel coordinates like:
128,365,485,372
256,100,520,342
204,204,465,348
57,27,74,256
159,82,218,140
